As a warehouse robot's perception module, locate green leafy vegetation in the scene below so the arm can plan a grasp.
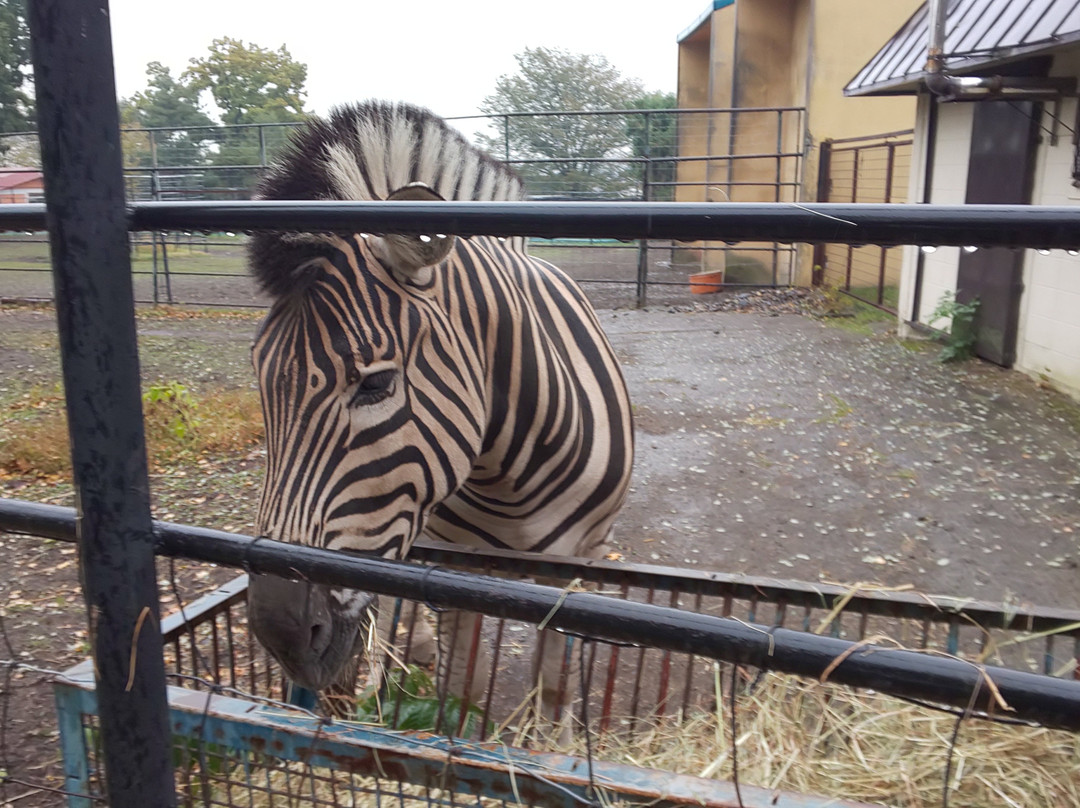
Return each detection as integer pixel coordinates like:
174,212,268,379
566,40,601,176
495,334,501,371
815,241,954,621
356,666,488,737
477,47,672,199
0,0,34,142
928,291,980,362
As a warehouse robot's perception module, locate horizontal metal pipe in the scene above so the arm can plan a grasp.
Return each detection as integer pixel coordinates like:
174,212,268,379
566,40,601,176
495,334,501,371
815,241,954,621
4,498,1080,731
0,201,1076,249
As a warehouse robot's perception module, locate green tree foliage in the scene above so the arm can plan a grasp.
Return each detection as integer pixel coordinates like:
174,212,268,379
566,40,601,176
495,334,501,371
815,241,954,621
0,0,34,150
122,62,216,167
478,47,648,199
627,91,677,201
183,38,308,196
184,38,307,126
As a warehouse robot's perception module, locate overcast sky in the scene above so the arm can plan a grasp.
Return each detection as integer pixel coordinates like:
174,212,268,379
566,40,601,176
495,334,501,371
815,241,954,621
107,0,710,120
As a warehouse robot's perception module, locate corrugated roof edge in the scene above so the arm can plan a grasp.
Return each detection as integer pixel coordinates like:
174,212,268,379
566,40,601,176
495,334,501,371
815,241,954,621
845,0,1080,97
846,29,1080,96
677,0,735,44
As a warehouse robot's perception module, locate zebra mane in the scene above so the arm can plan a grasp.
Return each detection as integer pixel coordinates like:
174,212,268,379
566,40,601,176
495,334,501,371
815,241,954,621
249,101,524,299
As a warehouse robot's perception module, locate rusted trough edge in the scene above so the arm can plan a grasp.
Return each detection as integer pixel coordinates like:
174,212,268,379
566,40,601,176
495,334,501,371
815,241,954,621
54,665,876,808
7,498,1080,731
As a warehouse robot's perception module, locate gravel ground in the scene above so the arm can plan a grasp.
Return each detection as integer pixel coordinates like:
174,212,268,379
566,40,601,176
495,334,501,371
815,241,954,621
0,295,1078,805
605,300,1079,608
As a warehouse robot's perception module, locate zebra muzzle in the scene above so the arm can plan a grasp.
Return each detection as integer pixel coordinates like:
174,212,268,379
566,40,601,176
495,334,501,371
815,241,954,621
247,573,374,691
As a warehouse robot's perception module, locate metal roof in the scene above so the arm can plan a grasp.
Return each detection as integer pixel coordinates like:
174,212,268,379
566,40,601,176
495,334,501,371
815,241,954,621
0,169,43,191
846,0,1080,96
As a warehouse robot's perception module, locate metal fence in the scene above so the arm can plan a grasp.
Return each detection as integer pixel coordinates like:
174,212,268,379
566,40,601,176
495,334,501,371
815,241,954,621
46,541,1080,807
814,130,914,312
4,3,1080,806
6,502,1075,805
0,107,804,310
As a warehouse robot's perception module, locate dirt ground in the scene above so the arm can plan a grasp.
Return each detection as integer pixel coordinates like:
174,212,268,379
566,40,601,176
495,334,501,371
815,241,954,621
0,295,1078,805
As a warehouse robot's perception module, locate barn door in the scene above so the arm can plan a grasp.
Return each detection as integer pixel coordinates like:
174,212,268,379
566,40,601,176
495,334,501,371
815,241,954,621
956,100,1040,366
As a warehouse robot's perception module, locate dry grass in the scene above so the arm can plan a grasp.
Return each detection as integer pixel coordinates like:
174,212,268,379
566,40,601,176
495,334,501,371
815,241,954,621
0,384,263,478
186,670,1079,808
569,672,1080,808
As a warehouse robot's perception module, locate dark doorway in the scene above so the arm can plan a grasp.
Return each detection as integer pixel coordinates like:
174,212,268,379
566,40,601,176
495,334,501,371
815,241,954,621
956,100,1041,366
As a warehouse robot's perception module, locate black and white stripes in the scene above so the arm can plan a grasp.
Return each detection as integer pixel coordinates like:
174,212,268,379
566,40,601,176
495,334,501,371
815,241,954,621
245,101,633,693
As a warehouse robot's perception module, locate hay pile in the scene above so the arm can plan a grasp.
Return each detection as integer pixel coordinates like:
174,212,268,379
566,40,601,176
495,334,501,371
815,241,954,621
194,669,1078,807
569,671,1079,807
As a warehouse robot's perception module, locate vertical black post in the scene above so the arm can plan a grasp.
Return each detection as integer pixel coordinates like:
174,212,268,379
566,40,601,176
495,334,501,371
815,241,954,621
877,142,897,306
258,125,267,168
772,109,782,286
27,2,177,806
812,138,832,286
636,112,652,308
150,133,160,304
161,231,173,304
845,146,860,291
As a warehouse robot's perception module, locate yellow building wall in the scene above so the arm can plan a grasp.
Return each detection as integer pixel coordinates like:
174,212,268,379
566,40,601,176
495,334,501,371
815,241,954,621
675,0,924,283
802,0,923,201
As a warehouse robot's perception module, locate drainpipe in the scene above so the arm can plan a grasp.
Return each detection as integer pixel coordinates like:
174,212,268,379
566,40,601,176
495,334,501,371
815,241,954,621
909,0,947,331
926,0,948,79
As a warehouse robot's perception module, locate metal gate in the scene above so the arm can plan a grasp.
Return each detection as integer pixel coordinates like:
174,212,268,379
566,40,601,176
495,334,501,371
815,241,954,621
814,130,913,312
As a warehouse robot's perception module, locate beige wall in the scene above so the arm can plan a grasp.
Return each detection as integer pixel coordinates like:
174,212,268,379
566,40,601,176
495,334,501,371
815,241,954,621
675,0,923,283
800,0,922,206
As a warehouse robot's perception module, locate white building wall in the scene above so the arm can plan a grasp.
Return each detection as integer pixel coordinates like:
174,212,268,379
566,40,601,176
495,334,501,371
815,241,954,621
897,64,1080,399
1014,93,1080,398
915,101,974,327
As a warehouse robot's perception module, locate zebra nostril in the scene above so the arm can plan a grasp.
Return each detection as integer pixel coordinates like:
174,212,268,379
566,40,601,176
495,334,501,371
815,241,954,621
309,618,331,655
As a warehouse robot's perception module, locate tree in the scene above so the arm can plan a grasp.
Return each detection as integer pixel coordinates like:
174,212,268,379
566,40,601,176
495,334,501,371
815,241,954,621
184,38,308,196
478,47,646,199
184,38,308,126
0,0,34,152
627,92,678,201
123,62,216,167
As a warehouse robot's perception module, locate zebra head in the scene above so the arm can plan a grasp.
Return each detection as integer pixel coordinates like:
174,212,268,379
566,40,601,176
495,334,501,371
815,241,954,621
244,102,521,691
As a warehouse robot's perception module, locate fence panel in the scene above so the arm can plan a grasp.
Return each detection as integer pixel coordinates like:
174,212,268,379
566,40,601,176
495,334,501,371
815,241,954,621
1,108,804,310
815,131,913,312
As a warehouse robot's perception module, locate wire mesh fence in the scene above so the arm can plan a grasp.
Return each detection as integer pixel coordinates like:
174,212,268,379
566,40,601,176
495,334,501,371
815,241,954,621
0,108,804,310
45,539,1080,808
815,131,914,312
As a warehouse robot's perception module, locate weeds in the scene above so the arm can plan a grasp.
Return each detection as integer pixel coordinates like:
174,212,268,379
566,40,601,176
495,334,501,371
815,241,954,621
0,383,264,478
928,291,980,362
814,287,894,335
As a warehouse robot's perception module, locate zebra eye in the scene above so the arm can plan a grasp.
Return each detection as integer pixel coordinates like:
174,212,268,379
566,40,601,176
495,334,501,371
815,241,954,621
349,369,396,407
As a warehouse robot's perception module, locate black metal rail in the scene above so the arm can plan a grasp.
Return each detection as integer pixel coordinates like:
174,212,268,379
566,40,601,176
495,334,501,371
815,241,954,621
4,498,1080,732
1,200,1079,249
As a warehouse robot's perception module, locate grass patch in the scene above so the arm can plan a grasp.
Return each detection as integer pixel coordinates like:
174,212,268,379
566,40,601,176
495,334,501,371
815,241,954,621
814,393,854,424
899,337,934,353
1043,390,1080,435
816,289,895,335
847,284,900,311
0,383,263,479
0,237,248,275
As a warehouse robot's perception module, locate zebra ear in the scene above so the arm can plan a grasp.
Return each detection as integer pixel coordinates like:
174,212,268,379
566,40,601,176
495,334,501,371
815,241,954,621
374,183,455,279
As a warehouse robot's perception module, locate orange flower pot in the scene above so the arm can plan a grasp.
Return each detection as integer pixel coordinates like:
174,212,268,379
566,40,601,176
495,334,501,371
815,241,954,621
688,270,725,295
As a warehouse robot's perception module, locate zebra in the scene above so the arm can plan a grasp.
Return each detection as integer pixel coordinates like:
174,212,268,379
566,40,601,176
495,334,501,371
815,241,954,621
245,101,634,736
